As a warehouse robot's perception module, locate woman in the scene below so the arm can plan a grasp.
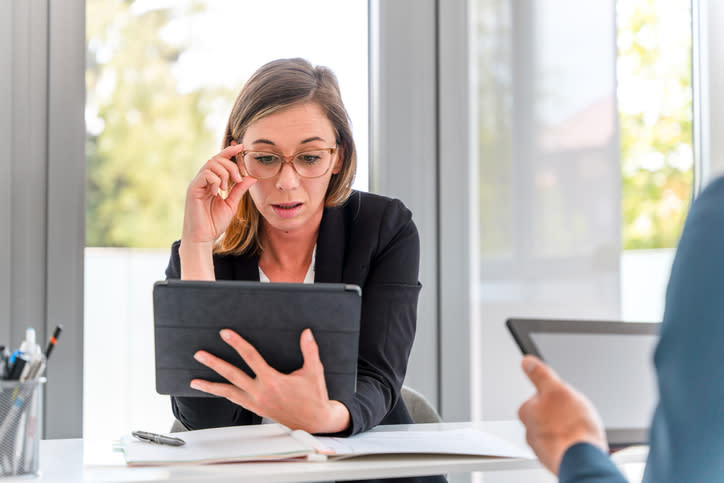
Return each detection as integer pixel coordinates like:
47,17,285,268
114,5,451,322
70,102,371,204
166,58,422,437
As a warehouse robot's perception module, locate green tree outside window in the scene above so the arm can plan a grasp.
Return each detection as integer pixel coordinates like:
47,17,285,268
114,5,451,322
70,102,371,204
618,0,693,250
86,0,232,248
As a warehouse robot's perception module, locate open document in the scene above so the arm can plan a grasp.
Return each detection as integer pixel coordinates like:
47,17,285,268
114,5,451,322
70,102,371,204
119,424,534,466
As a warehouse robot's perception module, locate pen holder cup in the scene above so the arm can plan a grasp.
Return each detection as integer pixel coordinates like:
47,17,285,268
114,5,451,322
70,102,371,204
0,378,45,478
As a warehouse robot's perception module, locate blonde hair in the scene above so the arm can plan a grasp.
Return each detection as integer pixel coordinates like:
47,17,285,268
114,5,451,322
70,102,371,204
214,58,357,256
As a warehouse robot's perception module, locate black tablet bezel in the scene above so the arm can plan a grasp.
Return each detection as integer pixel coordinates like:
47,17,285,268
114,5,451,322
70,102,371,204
506,317,660,449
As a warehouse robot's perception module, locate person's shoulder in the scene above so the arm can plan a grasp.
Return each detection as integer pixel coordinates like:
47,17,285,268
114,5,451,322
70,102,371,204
342,190,413,224
337,191,418,250
667,175,724,292
682,175,724,232
693,175,724,205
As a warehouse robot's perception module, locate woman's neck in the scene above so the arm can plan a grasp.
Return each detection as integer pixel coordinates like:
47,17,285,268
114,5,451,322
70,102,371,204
258,220,319,282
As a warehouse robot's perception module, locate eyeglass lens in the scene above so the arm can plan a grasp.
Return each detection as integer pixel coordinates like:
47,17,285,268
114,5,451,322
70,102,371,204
242,150,333,179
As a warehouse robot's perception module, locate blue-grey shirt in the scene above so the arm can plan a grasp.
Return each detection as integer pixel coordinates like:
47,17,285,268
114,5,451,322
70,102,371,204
559,175,724,482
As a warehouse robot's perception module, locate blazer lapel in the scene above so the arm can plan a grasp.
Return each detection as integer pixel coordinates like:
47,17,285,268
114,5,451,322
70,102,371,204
232,254,261,281
315,205,345,283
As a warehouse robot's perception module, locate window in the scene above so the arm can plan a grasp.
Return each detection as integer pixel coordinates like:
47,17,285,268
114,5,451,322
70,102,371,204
618,0,692,321
465,0,693,426
470,0,620,420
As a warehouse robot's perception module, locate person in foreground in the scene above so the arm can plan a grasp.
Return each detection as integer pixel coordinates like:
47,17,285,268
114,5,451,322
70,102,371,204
166,57,445,482
518,175,724,482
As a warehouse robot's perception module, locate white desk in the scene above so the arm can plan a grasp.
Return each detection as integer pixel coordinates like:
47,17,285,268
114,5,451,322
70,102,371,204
17,421,647,482
14,421,542,482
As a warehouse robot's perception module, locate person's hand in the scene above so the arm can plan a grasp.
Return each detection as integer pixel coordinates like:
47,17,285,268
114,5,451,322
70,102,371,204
190,328,351,434
182,143,257,246
517,355,608,475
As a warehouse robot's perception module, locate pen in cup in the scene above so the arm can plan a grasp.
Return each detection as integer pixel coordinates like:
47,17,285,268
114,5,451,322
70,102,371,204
0,346,8,380
45,325,63,359
7,352,28,381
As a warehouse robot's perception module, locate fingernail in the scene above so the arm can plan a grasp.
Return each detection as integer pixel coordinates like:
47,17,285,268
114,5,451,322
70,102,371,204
220,329,232,341
305,329,314,342
193,352,205,362
190,381,201,390
522,357,537,374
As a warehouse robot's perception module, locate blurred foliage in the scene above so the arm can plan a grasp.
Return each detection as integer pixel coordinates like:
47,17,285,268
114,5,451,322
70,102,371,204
86,0,234,247
473,1,513,259
86,0,691,250
618,0,693,249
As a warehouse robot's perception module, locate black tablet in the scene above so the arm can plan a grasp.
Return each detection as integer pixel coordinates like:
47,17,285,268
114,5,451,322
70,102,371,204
506,318,660,448
153,280,361,400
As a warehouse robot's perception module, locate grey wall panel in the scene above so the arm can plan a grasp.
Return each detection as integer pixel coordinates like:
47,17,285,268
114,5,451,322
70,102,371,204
2,0,84,438
45,0,85,438
9,0,48,353
0,0,12,344
370,0,440,410
438,0,472,422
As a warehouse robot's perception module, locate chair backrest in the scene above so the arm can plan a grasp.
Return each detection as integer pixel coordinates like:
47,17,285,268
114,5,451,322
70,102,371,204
401,385,442,424
170,418,188,433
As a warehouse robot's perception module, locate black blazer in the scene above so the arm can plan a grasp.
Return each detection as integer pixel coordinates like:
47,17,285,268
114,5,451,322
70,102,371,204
166,190,422,435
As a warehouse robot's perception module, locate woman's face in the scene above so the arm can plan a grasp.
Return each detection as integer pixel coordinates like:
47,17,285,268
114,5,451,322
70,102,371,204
239,102,342,236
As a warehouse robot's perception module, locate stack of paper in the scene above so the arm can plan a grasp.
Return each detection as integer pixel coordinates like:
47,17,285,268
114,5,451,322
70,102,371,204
120,424,534,466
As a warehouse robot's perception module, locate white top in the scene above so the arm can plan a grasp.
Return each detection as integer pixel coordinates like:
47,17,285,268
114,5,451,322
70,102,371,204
258,245,316,284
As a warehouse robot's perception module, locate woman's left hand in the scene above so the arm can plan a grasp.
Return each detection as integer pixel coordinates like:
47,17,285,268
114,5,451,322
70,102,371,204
190,328,351,434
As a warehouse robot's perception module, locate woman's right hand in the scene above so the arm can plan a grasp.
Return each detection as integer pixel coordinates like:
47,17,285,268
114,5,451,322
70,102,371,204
179,143,257,280
182,143,257,245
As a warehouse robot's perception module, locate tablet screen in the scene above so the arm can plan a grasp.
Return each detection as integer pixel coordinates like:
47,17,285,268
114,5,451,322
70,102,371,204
529,331,658,430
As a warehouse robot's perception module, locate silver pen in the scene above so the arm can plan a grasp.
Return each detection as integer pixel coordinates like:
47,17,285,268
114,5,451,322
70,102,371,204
132,430,186,446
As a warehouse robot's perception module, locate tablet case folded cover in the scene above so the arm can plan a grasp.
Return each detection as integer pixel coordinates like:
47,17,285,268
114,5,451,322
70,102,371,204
153,280,361,400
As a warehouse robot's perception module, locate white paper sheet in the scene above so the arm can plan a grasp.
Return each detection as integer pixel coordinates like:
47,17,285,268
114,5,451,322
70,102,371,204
120,424,313,465
317,428,535,460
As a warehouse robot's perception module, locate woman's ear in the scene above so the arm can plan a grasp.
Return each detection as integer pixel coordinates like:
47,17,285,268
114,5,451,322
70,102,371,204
332,146,344,175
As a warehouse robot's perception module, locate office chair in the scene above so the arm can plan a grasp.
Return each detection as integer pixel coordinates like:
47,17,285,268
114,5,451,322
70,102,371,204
401,386,442,424
170,418,187,433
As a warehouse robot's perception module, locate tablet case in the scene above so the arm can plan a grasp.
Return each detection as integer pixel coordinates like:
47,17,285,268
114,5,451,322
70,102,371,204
153,280,361,400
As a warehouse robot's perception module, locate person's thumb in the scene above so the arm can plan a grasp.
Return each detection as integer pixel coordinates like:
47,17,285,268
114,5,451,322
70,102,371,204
225,176,257,208
521,355,560,393
300,328,324,373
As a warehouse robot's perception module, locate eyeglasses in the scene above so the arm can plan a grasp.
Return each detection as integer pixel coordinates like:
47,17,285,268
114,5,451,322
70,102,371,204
239,147,337,179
